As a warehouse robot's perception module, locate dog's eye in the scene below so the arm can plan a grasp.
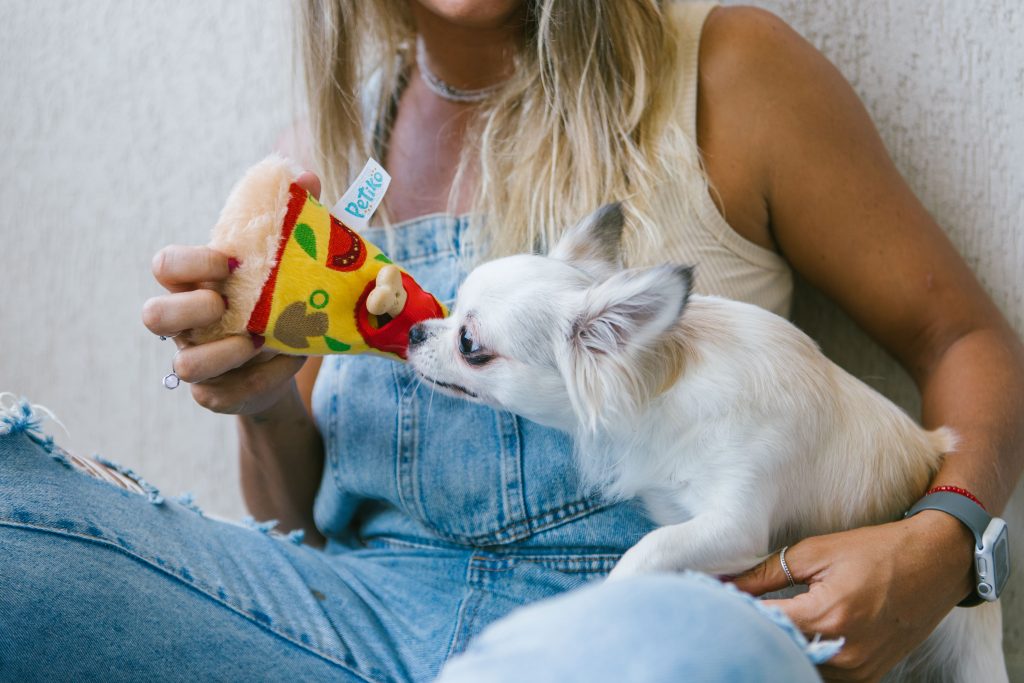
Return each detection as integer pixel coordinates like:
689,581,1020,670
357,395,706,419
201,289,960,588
459,326,481,354
458,325,494,366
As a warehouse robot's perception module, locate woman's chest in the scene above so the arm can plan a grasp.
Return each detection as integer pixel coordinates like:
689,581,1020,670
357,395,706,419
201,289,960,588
380,86,477,223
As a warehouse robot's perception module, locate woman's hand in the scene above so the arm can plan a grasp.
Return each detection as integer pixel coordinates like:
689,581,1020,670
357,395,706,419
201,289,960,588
731,512,975,682
142,172,322,416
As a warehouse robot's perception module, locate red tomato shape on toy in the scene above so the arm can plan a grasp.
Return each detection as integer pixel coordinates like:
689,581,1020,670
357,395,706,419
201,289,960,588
327,215,368,272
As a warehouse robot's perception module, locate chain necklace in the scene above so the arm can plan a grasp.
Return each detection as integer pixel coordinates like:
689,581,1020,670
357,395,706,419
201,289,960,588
415,36,506,104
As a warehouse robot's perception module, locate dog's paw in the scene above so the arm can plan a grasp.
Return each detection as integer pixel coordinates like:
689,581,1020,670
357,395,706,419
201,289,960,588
607,546,659,581
606,562,639,582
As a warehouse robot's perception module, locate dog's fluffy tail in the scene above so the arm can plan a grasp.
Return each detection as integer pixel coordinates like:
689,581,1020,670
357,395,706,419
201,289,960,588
927,426,959,457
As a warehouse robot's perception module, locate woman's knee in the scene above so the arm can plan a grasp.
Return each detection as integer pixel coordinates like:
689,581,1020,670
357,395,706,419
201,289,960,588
1,399,95,485
0,405,169,550
439,572,824,683
1,396,162,508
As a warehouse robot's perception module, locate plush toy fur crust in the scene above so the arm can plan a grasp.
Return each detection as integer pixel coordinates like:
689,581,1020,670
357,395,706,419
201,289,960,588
189,155,301,345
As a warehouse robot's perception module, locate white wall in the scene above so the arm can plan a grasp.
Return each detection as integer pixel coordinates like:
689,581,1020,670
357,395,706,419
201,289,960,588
0,1,292,519
1,0,1021,675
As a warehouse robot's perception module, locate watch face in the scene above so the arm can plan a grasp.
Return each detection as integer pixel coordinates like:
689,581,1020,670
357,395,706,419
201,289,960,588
980,519,1011,599
993,530,1010,596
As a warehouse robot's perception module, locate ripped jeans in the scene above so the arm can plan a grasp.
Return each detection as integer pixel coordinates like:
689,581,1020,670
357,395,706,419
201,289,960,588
0,398,837,681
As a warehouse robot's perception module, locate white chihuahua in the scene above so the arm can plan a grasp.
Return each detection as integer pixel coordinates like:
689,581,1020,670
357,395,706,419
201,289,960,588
406,204,1006,682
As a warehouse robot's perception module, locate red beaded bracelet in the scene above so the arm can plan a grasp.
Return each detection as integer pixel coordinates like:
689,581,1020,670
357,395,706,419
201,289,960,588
924,485,986,511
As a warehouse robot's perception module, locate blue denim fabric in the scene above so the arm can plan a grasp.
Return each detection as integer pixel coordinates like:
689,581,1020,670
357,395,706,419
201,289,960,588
0,215,833,681
437,573,823,683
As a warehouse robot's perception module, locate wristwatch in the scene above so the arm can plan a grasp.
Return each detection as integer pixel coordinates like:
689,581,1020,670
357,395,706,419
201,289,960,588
905,490,1011,606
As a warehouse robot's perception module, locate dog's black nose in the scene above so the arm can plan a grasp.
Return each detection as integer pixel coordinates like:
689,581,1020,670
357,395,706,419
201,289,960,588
408,323,428,348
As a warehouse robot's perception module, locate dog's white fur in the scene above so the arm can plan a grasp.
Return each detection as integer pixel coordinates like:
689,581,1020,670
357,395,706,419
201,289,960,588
407,204,1006,682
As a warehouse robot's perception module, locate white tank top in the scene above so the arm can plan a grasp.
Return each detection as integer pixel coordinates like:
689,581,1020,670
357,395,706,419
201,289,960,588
631,1,794,318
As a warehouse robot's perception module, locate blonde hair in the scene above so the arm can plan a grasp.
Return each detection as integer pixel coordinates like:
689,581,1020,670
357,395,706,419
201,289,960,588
297,0,705,261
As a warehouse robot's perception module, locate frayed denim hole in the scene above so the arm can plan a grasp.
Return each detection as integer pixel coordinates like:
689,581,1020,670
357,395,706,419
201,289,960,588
1,399,166,506
1,398,55,451
0,398,42,437
92,454,164,505
48,445,73,469
0,399,82,475
173,491,205,517
241,515,280,534
0,395,70,445
240,516,305,545
687,571,845,665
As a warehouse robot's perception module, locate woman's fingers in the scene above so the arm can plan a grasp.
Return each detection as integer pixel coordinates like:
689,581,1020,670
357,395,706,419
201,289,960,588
759,583,831,631
147,170,318,414
190,354,308,415
152,245,233,293
731,542,814,596
173,335,260,384
295,170,321,200
142,289,226,338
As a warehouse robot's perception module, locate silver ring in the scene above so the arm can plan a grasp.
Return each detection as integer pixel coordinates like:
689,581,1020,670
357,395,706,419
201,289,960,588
779,545,796,588
158,332,179,341
162,351,181,390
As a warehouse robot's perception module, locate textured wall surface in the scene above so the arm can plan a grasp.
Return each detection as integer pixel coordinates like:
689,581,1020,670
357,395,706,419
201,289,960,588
0,0,1021,676
0,1,292,520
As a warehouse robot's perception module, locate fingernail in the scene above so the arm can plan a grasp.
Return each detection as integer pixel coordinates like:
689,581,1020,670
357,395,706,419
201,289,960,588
228,257,241,273
221,294,229,310
251,334,265,350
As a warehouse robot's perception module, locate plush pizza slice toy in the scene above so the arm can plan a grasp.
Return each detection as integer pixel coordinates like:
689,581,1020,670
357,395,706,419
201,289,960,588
189,155,446,360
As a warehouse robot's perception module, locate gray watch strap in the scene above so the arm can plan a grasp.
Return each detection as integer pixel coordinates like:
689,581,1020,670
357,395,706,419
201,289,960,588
906,491,990,549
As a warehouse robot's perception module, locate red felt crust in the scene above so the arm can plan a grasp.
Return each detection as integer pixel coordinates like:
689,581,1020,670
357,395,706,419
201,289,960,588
355,272,445,359
246,183,308,335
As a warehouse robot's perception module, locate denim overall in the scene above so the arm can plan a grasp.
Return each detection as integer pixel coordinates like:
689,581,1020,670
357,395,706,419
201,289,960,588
0,214,828,682
307,215,658,677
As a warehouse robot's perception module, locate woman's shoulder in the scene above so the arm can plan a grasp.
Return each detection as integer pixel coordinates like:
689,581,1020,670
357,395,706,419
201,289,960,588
691,4,875,252
699,5,811,79
696,4,860,154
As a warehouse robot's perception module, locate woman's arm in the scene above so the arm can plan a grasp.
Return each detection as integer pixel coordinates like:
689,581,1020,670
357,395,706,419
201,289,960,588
698,7,1024,680
144,173,329,547
237,359,326,547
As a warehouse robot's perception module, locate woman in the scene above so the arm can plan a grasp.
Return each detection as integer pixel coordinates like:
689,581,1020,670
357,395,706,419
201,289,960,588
2,1,1021,681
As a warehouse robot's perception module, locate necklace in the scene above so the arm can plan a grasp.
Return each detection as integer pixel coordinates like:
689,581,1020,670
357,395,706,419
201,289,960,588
415,37,506,104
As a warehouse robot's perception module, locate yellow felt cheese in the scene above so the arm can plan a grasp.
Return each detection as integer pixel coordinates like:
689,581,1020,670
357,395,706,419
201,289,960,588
247,183,446,360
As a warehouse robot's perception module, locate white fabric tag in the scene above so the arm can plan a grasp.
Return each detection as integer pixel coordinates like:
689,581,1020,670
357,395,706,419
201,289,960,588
330,158,392,230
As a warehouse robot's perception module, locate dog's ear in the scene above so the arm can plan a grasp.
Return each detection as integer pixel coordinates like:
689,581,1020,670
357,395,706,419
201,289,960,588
572,264,693,356
549,203,625,279
562,264,694,431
